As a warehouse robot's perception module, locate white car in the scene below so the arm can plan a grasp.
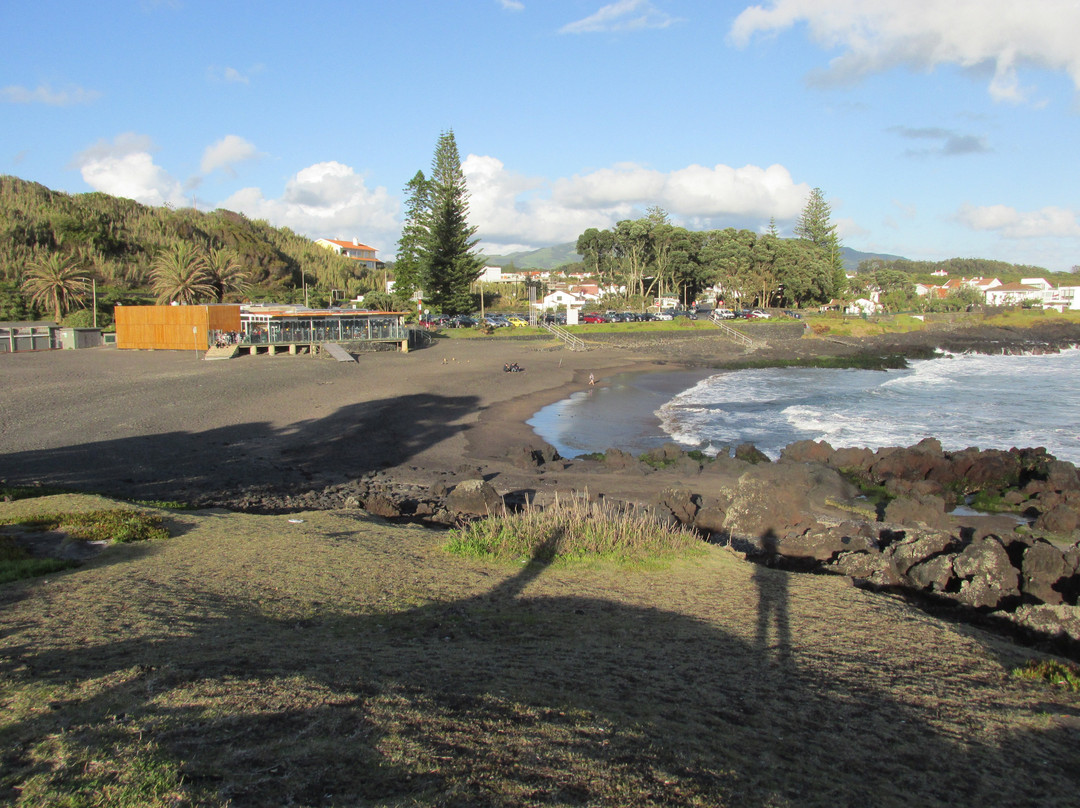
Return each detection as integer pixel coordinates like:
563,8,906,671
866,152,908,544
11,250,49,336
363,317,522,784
712,309,736,320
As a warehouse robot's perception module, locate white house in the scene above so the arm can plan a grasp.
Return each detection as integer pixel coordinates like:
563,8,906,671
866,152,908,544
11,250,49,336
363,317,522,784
314,238,381,269
984,282,1044,307
843,288,882,315
541,289,587,310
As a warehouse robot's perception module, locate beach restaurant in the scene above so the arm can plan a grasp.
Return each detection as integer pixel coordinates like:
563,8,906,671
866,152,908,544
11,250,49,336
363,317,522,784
114,304,408,353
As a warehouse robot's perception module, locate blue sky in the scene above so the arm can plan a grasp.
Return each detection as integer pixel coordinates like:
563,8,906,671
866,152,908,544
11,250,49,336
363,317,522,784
4,0,1079,271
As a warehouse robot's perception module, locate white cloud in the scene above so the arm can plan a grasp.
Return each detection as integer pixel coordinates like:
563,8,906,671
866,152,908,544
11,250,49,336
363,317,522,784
463,155,812,253
223,67,249,84
498,0,525,10
553,162,810,219
72,133,187,208
956,203,1080,238
0,83,100,106
729,0,1080,102
199,135,260,176
560,0,681,34
207,64,263,84
464,155,614,252
218,161,399,252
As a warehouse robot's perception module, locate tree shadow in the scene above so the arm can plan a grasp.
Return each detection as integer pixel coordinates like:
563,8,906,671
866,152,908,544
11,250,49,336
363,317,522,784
0,393,478,503
3,538,1077,806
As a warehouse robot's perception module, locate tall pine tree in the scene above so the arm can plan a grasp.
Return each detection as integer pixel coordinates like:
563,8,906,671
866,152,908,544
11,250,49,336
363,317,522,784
423,130,483,315
794,187,846,299
393,170,431,301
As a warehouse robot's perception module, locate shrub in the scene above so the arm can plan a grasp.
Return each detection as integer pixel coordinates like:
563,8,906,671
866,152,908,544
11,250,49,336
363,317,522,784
1010,661,1080,691
5,510,169,544
0,536,79,584
1012,659,1080,692
445,493,703,565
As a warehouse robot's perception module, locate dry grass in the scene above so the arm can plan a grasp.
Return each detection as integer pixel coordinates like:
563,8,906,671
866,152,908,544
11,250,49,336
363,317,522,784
445,493,704,565
1,495,1078,807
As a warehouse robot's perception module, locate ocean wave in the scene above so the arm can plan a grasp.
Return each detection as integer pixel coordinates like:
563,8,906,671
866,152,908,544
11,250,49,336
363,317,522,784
533,349,1080,464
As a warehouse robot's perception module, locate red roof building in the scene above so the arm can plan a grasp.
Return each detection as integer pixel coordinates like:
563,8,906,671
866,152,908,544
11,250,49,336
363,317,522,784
315,238,381,269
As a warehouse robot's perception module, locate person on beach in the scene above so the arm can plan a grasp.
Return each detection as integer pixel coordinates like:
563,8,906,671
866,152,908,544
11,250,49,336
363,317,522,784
588,373,595,386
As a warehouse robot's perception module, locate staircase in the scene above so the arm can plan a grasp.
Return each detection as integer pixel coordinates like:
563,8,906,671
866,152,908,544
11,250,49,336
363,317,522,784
541,322,587,351
708,317,762,348
202,344,238,360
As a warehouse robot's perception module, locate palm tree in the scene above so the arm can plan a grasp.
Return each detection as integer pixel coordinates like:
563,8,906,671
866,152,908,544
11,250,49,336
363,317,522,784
21,253,88,322
203,247,252,302
150,242,214,304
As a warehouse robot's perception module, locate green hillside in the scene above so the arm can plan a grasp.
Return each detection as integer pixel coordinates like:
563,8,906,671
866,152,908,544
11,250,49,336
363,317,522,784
0,175,380,322
482,243,582,270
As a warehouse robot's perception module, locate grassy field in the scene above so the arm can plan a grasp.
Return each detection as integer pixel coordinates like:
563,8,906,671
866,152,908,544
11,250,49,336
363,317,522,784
2,494,1079,807
431,307,1080,342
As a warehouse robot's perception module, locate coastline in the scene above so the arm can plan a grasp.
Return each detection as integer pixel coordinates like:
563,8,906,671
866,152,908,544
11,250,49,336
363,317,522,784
530,347,1080,465
3,319,1080,508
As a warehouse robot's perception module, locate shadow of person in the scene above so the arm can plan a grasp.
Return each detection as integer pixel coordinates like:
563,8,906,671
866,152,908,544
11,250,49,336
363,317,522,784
2,527,1078,806
753,529,791,666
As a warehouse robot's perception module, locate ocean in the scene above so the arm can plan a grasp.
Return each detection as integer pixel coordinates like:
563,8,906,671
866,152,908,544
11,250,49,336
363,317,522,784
527,349,1080,465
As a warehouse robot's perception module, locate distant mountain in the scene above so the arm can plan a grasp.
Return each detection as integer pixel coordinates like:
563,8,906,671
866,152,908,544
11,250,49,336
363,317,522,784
483,242,906,273
841,247,908,273
481,243,580,270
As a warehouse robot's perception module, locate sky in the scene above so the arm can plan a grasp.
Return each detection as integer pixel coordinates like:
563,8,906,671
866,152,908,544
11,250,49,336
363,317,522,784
3,0,1079,272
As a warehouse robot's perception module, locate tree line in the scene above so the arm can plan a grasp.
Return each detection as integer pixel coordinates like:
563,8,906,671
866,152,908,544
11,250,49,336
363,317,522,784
574,188,848,309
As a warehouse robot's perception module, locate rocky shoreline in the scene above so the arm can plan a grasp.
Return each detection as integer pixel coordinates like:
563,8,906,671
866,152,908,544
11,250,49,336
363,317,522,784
5,317,1080,657
180,320,1080,658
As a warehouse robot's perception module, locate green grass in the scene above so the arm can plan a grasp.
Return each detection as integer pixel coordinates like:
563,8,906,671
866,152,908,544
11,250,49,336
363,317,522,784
128,499,191,511
4,498,1079,807
15,733,186,808
983,308,1080,328
433,318,721,339
1012,659,1080,692
967,489,1021,514
0,484,72,502
0,536,80,584
445,493,703,565
4,510,169,544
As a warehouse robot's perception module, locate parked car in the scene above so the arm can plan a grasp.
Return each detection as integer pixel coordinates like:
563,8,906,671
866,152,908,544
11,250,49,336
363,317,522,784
782,310,802,319
655,311,674,321
712,308,736,320
670,309,697,320
450,315,477,328
581,313,607,324
418,314,447,328
506,315,529,327
749,309,771,319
